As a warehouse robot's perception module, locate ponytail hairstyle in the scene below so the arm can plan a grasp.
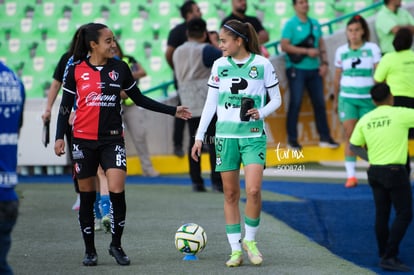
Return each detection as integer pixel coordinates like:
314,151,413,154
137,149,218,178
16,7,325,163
347,14,370,42
67,23,93,57
72,22,108,62
114,40,125,59
222,19,261,55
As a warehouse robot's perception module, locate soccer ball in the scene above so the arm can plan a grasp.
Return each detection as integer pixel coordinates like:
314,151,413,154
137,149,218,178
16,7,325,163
174,223,207,255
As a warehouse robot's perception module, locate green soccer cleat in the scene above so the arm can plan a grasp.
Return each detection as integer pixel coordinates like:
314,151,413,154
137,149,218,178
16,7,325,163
242,239,263,265
101,215,111,233
226,250,243,267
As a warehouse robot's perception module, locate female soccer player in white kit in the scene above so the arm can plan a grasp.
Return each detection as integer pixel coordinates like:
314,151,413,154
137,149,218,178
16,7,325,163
191,19,282,267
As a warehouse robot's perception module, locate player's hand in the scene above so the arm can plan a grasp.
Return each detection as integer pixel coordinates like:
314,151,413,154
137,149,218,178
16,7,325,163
175,106,192,120
246,108,260,120
54,139,66,156
191,140,203,162
41,110,51,124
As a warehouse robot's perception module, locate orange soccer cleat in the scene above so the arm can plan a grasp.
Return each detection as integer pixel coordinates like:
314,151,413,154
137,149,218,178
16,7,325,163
345,177,358,188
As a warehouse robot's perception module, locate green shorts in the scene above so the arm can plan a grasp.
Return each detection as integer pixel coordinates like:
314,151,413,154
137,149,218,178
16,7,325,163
214,135,267,172
338,97,375,122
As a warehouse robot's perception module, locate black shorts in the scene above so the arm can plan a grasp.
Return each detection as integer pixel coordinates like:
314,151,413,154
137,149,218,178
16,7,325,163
71,137,127,179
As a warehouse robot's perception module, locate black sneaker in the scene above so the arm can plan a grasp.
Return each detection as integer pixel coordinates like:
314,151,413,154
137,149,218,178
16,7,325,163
192,184,207,192
287,141,302,151
82,252,98,266
109,245,130,266
379,257,412,272
212,184,223,193
319,138,339,149
174,146,185,157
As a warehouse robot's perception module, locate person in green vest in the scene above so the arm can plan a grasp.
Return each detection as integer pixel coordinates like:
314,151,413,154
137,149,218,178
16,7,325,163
374,27,414,137
350,82,413,272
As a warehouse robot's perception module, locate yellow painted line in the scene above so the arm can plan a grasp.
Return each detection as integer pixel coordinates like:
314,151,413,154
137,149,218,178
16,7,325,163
127,141,414,175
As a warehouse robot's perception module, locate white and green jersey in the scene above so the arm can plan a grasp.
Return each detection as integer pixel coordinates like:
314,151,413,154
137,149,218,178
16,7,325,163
334,42,381,99
207,54,279,138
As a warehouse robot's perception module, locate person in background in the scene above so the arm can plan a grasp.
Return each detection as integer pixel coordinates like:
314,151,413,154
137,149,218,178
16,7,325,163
165,0,202,157
54,23,191,267
333,15,381,188
0,61,25,275
374,0,414,55
374,27,414,174
280,0,339,150
191,19,282,267
93,165,111,232
350,83,413,272
221,0,270,57
173,18,223,192
114,40,160,178
208,30,220,49
41,26,84,211
374,27,414,123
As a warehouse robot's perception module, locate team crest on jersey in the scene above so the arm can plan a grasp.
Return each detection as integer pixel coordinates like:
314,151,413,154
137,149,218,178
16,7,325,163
108,70,119,81
249,66,258,79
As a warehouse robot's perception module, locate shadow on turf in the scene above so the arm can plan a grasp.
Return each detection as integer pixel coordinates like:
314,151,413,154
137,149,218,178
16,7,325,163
259,181,414,275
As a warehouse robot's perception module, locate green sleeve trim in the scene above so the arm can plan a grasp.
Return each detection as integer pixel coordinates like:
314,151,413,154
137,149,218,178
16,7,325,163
345,156,357,162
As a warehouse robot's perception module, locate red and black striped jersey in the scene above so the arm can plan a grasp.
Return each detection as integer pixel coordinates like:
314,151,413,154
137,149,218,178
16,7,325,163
56,57,176,141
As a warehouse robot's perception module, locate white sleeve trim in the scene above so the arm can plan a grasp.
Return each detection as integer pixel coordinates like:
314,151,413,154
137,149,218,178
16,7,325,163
62,87,76,95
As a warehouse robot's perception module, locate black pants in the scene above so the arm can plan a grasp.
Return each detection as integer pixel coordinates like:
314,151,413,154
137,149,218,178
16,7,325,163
173,117,186,149
367,165,413,258
187,116,222,189
0,200,18,275
173,96,186,149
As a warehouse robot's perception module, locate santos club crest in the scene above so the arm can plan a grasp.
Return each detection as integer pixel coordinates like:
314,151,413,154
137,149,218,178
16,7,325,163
249,66,258,79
